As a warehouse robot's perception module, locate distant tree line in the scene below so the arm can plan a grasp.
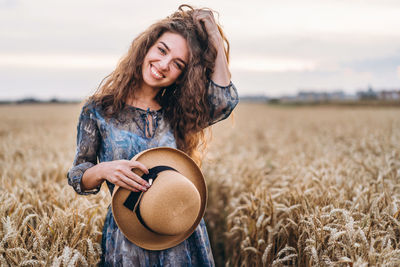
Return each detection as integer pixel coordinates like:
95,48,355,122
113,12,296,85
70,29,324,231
0,98,81,105
239,86,400,106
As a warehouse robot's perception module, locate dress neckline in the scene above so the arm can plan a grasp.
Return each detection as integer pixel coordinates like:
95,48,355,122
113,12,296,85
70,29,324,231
125,104,163,113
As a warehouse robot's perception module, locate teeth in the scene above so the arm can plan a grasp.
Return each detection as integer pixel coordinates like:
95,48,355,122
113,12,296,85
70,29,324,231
151,66,162,78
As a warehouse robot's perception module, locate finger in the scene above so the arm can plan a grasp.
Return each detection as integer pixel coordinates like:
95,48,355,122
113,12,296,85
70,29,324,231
129,160,149,174
118,180,140,192
193,13,218,37
192,10,208,29
193,17,208,39
194,10,215,22
112,174,140,192
121,167,150,188
194,10,213,18
118,173,148,192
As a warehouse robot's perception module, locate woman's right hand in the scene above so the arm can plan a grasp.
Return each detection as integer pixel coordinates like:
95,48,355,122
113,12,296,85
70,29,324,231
99,159,150,192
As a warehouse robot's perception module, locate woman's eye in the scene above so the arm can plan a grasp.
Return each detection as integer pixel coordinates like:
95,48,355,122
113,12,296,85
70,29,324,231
175,62,183,70
158,47,166,55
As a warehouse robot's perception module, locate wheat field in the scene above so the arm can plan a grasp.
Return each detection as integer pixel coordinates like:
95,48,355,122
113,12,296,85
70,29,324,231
0,103,399,266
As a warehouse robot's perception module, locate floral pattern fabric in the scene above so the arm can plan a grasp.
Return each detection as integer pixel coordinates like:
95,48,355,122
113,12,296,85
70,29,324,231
67,80,239,266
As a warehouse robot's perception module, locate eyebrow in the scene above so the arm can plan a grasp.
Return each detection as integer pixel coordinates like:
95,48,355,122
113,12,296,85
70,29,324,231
160,41,187,66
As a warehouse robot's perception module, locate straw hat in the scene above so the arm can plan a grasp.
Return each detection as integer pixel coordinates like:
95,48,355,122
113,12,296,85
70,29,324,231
111,147,207,250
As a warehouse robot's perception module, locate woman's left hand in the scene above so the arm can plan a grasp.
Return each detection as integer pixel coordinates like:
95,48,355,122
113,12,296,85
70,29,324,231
193,10,223,48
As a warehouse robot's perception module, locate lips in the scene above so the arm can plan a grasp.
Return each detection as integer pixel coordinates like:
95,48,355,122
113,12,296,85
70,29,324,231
150,64,164,80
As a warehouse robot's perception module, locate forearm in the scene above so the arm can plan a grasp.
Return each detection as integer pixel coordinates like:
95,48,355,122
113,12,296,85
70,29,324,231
81,163,105,191
210,38,231,86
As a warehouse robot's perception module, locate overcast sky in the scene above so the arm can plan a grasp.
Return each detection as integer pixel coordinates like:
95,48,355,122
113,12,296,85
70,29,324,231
1,0,400,100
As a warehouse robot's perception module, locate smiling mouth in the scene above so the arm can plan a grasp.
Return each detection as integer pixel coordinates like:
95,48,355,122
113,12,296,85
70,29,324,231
150,64,164,79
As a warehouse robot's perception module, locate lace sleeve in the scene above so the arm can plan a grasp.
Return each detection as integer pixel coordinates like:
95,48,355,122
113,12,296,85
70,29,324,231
207,79,239,126
67,103,101,195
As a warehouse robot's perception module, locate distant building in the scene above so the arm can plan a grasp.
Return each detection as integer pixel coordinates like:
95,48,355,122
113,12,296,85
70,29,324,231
356,86,378,100
296,90,346,102
379,90,400,100
279,95,298,103
263,86,400,104
239,95,269,102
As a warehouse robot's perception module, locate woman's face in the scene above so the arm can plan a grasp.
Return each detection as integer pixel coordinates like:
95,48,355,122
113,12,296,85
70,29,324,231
141,32,189,90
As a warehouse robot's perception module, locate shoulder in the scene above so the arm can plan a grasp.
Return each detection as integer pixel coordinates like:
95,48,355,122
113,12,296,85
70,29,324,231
80,99,105,120
82,99,97,112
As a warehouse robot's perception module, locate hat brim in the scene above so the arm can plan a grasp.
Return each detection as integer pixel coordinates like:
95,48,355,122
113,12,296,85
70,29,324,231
111,147,207,250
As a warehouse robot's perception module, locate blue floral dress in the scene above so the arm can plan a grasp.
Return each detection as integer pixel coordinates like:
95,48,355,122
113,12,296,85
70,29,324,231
67,80,239,266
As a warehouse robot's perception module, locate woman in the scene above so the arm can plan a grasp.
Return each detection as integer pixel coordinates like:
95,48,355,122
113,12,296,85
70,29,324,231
67,4,238,266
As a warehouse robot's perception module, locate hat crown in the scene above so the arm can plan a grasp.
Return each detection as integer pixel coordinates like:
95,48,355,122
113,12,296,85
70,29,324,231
111,147,207,250
140,171,201,235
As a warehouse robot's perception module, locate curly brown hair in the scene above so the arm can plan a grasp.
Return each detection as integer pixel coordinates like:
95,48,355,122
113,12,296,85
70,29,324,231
90,4,230,164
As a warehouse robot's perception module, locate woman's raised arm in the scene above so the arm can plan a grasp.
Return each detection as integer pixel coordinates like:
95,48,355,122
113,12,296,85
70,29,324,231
193,10,239,126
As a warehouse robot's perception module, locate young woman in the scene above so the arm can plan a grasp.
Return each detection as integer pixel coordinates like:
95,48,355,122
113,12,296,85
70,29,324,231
67,5,238,266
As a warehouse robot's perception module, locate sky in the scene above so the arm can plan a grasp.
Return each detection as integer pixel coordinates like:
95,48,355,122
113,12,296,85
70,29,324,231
1,0,400,100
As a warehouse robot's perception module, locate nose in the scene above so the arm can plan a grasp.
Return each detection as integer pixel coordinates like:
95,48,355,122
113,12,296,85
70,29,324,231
159,58,170,71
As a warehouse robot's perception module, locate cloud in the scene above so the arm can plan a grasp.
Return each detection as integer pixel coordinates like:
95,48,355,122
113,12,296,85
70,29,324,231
231,33,400,64
232,67,393,97
1,0,400,99
343,53,400,73
0,52,119,70
231,56,317,72
221,0,400,40
397,66,400,80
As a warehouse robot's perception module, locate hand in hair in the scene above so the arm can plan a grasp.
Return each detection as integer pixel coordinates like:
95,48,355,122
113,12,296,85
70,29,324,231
192,10,223,48
193,9,230,86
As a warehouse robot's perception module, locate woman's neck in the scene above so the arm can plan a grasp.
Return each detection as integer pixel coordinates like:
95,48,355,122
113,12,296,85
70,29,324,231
127,84,162,110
